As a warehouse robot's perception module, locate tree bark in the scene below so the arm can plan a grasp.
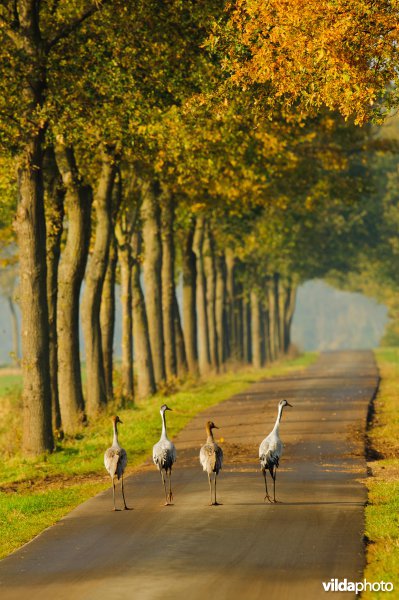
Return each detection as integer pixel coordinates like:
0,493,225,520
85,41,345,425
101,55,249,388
100,234,117,400
225,248,236,361
131,231,156,398
174,293,188,377
243,297,251,364
193,217,211,375
82,149,116,418
55,143,92,434
14,2,53,454
141,181,165,384
250,290,262,369
203,225,219,371
215,254,227,368
118,241,134,400
283,284,297,353
161,193,177,379
43,146,64,434
181,223,198,374
8,297,20,366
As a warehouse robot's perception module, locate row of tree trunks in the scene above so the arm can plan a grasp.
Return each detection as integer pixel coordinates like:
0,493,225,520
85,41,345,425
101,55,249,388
141,180,166,385
44,147,64,435
131,231,156,398
161,193,177,379
181,223,198,374
82,149,117,418
193,216,211,374
55,143,92,435
100,234,118,401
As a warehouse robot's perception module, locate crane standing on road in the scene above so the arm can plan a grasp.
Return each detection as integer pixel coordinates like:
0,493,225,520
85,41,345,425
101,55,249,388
199,420,223,506
259,399,293,503
104,416,130,511
153,404,176,505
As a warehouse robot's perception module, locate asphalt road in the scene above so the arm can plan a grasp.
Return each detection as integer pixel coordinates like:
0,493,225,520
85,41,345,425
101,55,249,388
0,351,379,600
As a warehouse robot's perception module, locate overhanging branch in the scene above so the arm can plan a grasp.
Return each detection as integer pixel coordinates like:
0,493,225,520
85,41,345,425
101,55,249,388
46,0,109,52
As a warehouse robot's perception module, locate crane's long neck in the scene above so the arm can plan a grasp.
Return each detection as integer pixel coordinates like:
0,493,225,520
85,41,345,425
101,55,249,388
161,410,168,439
206,424,214,443
272,404,284,434
112,421,119,447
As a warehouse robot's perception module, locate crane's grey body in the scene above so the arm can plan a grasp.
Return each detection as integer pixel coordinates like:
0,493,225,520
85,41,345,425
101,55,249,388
259,399,292,502
199,421,223,505
104,416,130,510
153,404,176,505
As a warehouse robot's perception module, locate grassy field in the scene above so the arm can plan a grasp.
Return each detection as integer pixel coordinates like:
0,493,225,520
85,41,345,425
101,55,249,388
0,353,316,559
363,348,399,598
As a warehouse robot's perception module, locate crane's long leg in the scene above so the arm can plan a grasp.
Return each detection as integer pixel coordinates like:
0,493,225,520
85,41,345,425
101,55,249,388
121,474,131,510
112,478,116,511
272,467,277,503
263,469,271,503
167,469,173,504
161,471,168,505
214,472,219,506
208,473,212,505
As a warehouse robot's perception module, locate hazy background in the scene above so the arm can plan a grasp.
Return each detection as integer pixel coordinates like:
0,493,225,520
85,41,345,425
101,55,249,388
0,279,389,364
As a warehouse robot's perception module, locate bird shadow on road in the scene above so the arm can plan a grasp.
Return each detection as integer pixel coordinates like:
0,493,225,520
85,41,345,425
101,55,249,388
230,501,364,506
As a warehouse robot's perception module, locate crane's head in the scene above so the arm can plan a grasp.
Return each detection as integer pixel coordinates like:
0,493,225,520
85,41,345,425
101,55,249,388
279,399,293,408
112,415,123,424
206,420,219,430
160,404,172,413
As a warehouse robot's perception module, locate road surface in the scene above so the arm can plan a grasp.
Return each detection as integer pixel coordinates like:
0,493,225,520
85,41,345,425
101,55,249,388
0,351,379,600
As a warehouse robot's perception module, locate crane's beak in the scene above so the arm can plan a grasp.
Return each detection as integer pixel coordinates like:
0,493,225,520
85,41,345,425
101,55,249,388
166,407,172,411
213,425,219,429
286,402,293,408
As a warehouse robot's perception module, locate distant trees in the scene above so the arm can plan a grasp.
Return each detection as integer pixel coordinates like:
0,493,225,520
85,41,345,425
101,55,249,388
0,0,398,454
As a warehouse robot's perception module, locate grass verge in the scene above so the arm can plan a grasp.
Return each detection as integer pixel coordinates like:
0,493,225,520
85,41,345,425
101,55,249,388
363,348,399,598
0,353,315,559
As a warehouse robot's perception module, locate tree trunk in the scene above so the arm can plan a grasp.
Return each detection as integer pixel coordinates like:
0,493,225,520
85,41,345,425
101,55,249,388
267,281,276,361
82,149,116,418
181,223,198,374
263,303,271,364
100,234,117,400
118,243,134,400
16,132,54,454
203,225,219,371
55,143,92,434
243,297,251,364
283,284,297,353
44,146,64,435
161,193,177,379
236,280,244,362
174,293,188,377
141,181,165,384
250,290,262,369
193,217,211,375
225,248,236,361
131,232,156,398
14,3,53,454
273,273,281,358
8,297,20,366
215,254,227,368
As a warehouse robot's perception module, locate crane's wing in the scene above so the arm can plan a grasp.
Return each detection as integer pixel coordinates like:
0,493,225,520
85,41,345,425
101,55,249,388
259,436,282,470
116,448,127,480
200,443,223,474
153,440,176,471
104,447,120,478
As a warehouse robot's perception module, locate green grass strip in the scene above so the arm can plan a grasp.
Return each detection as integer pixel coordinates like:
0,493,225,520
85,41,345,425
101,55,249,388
0,354,315,560
363,349,399,598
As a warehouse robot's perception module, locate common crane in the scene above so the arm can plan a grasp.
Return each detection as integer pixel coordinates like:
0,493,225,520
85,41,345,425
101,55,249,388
153,404,176,505
259,399,293,503
104,415,130,510
199,420,223,506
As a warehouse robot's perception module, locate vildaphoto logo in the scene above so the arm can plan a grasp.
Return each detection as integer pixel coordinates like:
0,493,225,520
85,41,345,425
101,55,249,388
322,579,394,593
